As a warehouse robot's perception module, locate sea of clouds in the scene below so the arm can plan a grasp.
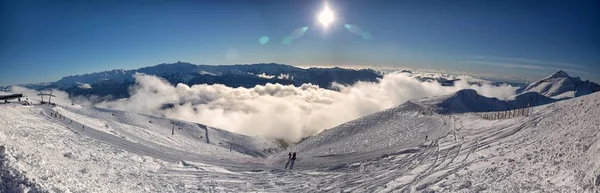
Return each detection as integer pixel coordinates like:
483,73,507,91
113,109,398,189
5,71,516,142
87,72,514,142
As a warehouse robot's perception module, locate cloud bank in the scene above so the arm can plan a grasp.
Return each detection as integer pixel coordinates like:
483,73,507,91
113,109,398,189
96,72,516,142
4,86,75,106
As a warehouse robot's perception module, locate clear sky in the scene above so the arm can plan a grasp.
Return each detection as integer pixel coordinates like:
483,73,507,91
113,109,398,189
1,0,599,85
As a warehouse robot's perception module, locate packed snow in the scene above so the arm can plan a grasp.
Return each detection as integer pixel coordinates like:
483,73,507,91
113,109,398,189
1,90,600,192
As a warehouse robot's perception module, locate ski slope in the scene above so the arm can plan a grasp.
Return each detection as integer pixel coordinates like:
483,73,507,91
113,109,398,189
1,92,599,192
53,105,278,160
284,101,450,168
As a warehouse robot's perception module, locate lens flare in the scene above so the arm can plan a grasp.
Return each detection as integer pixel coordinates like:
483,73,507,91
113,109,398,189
258,36,270,44
345,24,373,39
318,6,334,27
282,26,309,44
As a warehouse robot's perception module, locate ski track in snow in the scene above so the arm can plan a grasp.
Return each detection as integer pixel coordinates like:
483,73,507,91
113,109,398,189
1,93,600,192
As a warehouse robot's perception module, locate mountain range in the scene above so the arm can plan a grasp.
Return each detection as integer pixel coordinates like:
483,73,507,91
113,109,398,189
3,63,598,114
416,71,599,113
6,62,382,99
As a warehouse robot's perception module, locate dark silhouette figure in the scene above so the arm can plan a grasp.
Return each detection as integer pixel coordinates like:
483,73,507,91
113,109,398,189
425,135,428,140
290,152,297,169
284,152,292,169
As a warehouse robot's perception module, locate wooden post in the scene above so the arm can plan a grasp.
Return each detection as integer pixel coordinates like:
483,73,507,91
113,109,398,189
205,126,210,144
48,90,53,104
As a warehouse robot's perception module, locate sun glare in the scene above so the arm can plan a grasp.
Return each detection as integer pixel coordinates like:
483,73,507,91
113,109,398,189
318,6,334,27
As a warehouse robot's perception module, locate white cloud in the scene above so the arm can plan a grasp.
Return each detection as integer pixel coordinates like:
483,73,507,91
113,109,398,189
97,72,516,142
277,73,291,80
8,86,73,106
461,57,600,78
78,83,93,89
466,56,587,69
256,73,275,79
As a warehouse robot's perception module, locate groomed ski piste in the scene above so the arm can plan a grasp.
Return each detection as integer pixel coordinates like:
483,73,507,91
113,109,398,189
1,92,600,192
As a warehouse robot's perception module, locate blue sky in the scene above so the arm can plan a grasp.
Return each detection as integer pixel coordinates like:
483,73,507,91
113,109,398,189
1,0,599,85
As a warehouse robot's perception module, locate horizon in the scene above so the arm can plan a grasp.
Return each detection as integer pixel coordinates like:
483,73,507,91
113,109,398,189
0,61,593,87
1,0,599,85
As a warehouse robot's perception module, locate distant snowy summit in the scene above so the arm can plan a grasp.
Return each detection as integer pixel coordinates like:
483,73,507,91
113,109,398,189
418,71,599,113
417,89,556,114
0,81,53,91
516,70,600,99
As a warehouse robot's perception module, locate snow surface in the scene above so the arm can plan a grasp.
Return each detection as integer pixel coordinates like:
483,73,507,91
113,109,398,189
1,92,600,192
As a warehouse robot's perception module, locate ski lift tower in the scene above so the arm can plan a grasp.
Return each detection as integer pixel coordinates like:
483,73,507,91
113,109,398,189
37,90,56,105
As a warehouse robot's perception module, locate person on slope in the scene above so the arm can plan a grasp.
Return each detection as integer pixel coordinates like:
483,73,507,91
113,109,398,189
289,152,297,170
284,152,292,169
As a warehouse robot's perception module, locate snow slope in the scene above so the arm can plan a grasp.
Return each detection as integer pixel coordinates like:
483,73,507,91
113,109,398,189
288,101,449,157
53,105,279,160
0,105,174,192
1,92,600,192
416,89,556,114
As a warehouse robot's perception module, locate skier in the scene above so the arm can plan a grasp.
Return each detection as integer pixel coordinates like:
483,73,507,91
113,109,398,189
284,152,291,169
425,135,428,140
289,152,297,170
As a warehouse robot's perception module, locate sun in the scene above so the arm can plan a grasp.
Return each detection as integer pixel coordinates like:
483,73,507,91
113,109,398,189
318,5,335,27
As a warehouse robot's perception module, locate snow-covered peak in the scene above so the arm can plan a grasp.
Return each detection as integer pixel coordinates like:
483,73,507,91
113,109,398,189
415,88,556,114
416,89,511,113
546,70,570,79
517,70,599,99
